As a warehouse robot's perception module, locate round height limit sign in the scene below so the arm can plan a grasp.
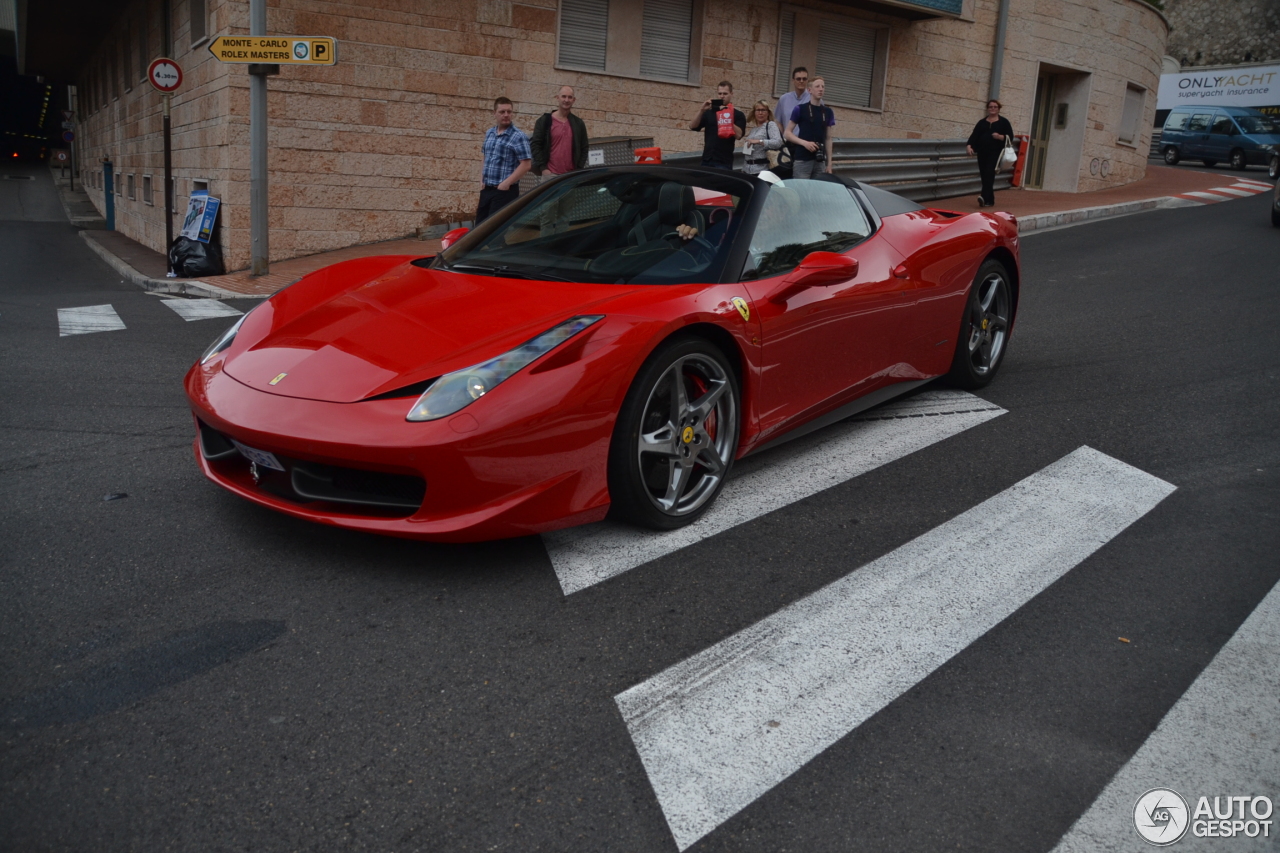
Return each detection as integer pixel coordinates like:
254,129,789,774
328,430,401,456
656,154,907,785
148,58,183,93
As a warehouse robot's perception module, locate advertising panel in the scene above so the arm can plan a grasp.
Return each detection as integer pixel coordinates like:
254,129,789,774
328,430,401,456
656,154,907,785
1158,63,1280,117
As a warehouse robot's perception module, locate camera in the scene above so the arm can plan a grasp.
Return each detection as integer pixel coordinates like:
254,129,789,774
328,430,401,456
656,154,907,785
710,99,724,112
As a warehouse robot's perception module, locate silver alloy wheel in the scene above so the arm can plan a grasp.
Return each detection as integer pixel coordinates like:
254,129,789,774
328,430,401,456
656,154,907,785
635,353,737,516
966,270,1011,376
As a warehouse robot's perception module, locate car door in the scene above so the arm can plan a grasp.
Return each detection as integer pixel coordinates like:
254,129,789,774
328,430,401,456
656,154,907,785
1183,112,1215,158
738,179,910,440
1206,113,1237,161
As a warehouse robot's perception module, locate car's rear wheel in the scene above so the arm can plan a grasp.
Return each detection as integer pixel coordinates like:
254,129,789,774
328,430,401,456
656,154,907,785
1229,149,1247,170
608,336,739,530
947,259,1012,390
1163,147,1180,166
1202,159,1218,167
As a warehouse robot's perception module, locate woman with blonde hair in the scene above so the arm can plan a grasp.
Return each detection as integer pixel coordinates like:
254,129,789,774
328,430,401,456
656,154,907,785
742,100,784,175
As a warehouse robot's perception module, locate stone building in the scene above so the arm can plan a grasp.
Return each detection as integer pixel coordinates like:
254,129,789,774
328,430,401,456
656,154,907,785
21,0,1168,272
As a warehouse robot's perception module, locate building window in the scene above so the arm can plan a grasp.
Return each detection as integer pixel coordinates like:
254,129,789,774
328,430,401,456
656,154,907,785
137,17,150,81
1117,84,1145,145
190,0,208,46
774,6,888,112
557,0,702,85
127,174,136,200
143,175,154,205
110,45,120,100
123,33,133,92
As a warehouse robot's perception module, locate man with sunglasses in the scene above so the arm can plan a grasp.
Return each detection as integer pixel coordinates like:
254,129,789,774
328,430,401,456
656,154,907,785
774,67,811,130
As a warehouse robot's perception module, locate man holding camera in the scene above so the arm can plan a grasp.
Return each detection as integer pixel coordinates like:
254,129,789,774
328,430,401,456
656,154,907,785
784,77,836,179
688,81,746,170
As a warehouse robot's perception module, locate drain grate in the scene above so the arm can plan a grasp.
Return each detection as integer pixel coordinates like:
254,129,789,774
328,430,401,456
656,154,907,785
5,175,36,181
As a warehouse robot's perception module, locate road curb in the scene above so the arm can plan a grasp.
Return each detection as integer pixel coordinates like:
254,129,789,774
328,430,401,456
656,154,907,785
79,231,247,299
1017,196,1198,233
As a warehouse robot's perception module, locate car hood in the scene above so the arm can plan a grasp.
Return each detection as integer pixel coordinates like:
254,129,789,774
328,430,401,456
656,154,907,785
224,260,636,403
1242,133,1280,146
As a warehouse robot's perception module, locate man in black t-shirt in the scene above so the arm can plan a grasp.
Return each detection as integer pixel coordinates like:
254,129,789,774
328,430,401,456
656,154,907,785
688,80,746,170
784,77,836,179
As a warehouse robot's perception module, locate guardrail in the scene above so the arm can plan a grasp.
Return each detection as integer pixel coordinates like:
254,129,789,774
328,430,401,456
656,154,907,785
667,138,1012,202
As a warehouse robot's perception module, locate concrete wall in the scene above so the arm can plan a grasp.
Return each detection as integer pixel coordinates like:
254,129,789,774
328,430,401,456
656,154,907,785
75,0,1167,272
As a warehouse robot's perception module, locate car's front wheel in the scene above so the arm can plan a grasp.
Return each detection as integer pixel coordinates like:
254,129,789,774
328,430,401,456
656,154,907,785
1229,149,1248,170
608,336,740,530
947,259,1013,390
1163,146,1180,166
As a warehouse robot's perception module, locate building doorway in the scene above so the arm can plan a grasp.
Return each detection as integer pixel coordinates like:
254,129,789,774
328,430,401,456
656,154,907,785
1025,64,1092,192
1026,74,1056,188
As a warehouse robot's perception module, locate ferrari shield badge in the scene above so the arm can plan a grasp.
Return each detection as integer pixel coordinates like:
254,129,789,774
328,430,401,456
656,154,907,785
269,373,288,385
731,297,750,322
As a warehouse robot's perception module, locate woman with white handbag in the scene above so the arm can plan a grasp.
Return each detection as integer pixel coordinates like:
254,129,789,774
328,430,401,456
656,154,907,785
966,99,1015,208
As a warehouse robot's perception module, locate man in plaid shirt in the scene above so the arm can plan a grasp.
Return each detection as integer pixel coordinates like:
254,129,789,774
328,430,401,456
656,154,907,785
476,97,533,224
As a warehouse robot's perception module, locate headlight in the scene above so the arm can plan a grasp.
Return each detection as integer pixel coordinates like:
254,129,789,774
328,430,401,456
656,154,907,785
406,315,603,422
199,304,257,364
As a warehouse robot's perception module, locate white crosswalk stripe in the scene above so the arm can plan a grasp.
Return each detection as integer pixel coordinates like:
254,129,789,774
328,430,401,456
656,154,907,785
616,446,1176,851
544,389,1005,595
57,304,126,337
162,299,244,322
1050,579,1280,853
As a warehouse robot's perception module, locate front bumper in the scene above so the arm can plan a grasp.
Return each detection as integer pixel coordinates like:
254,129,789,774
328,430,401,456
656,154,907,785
186,362,613,542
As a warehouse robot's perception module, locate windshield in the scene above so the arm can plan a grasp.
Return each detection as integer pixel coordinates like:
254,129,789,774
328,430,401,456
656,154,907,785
437,169,753,285
1236,115,1280,134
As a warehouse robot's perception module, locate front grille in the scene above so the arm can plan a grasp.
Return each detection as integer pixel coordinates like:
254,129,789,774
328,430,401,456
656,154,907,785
198,421,425,516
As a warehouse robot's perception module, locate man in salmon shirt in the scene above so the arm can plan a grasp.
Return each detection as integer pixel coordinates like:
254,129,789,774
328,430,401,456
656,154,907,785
530,86,589,184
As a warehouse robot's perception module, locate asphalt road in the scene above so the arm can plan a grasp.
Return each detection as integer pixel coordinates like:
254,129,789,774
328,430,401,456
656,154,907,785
2,163,1278,852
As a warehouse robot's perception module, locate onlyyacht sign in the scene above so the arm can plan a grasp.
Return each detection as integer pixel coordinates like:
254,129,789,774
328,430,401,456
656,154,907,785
1158,63,1280,111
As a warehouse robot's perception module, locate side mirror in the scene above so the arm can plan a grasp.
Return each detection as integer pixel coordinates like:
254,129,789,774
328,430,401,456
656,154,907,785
440,227,470,250
769,251,858,303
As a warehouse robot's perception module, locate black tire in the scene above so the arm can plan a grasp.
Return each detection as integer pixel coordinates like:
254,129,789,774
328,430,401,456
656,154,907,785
1229,149,1247,170
608,336,740,530
947,259,1013,390
1163,147,1180,166
1271,203,1280,228
1202,159,1218,167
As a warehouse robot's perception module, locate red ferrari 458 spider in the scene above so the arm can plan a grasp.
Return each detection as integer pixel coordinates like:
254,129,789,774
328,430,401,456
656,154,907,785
186,166,1019,541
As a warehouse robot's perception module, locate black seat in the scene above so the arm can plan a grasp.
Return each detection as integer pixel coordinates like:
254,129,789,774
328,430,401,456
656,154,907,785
627,182,703,246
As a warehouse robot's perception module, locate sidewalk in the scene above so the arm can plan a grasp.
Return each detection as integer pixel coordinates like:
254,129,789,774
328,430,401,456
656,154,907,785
932,163,1273,232
71,163,1271,300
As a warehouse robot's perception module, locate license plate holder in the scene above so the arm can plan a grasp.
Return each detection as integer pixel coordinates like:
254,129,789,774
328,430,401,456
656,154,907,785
231,439,286,472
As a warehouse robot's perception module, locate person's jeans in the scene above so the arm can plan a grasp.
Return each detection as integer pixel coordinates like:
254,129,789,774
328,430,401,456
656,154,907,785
977,152,999,205
475,185,519,224
792,159,822,179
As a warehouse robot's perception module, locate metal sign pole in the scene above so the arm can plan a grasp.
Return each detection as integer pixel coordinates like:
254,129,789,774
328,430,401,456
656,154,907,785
164,93,174,275
250,0,269,276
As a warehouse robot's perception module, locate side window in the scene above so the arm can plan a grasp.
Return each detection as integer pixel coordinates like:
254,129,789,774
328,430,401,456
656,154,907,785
1210,115,1235,135
1163,112,1190,131
1187,113,1213,132
742,180,872,281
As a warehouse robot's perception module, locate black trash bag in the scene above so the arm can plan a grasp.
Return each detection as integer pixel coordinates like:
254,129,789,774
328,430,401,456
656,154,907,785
168,237,225,277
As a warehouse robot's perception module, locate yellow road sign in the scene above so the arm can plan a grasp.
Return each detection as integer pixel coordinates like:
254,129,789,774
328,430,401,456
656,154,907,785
208,36,337,65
